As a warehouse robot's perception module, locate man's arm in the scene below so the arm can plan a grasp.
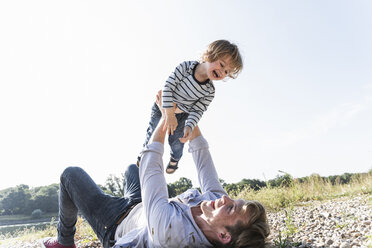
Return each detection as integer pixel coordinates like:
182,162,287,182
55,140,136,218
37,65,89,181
146,97,225,197
139,117,180,246
148,117,167,144
188,126,227,196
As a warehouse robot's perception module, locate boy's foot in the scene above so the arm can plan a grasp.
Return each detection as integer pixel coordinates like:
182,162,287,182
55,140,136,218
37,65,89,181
42,237,76,248
166,158,179,174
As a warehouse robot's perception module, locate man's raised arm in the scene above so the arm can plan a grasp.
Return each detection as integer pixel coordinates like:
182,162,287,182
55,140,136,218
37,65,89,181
188,126,227,196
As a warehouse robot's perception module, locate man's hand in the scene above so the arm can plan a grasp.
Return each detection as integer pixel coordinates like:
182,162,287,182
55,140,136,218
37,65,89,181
148,117,167,145
155,90,166,117
179,126,192,143
189,125,201,140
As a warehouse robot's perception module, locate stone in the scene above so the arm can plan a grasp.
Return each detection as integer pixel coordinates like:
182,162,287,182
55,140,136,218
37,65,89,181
326,239,334,245
320,211,330,218
340,242,350,248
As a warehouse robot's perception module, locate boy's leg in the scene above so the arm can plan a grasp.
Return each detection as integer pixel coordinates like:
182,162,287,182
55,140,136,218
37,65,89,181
58,167,129,247
138,102,162,163
168,112,189,161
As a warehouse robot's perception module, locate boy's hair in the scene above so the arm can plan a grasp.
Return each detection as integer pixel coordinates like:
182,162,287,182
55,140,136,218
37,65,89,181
202,40,243,79
211,200,270,248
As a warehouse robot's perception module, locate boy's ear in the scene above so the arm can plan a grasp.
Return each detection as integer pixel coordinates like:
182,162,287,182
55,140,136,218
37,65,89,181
217,231,231,244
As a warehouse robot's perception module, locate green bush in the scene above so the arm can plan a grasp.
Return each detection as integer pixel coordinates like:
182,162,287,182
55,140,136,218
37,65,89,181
31,209,43,219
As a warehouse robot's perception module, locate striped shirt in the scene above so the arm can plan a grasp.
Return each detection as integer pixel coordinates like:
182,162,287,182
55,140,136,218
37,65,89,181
162,61,215,131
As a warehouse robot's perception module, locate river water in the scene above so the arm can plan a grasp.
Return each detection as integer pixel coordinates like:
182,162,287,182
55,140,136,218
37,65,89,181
0,221,57,236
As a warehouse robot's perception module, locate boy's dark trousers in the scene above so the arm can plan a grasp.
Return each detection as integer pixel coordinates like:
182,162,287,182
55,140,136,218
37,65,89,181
141,102,189,162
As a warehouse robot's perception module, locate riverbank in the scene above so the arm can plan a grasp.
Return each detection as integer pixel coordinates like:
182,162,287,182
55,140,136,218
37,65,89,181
0,213,58,226
1,170,371,248
1,194,371,248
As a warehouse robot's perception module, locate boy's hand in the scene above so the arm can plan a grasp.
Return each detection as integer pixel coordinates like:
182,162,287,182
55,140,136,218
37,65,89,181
179,126,192,143
164,112,178,135
156,89,178,135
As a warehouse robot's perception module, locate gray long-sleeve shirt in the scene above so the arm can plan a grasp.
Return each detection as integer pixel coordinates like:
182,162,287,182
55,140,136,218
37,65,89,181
113,136,227,247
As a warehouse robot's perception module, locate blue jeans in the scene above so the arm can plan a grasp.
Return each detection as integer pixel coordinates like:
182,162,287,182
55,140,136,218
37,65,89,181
58,164,141,248
141,102,189,162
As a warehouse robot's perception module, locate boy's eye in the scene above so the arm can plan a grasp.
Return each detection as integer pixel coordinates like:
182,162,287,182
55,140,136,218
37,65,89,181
220,62,224,67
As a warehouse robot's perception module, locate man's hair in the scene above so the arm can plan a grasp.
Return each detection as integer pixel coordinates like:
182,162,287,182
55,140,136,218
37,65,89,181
211,200,270,248
201,39,243,79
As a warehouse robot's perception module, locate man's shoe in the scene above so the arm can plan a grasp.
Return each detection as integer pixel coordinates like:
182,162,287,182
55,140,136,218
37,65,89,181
42,237,76,248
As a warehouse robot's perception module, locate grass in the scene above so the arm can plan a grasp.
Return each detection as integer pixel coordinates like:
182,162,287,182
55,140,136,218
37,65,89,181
0,218,57,247
273,204,300,248
233,171,372,211
0,218,57,242
1,171,371,247
231,171,372,247
367,234,372,248
0,217,99,247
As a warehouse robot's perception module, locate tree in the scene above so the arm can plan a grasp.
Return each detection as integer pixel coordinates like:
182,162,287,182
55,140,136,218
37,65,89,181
0,185,31,215
268,173,294,188
104,173,124,197
240,179,266,191
29,184,59,213
167,177,193,197
222,178,267,195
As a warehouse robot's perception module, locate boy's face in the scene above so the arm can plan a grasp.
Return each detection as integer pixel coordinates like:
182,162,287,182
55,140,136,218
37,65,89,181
206,56,233,81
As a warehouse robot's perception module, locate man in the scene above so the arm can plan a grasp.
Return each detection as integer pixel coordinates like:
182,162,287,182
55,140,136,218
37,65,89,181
43,99,270,248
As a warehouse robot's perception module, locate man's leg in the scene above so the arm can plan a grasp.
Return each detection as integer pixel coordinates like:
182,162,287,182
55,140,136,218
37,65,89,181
123,164,142,202
57,167,129,247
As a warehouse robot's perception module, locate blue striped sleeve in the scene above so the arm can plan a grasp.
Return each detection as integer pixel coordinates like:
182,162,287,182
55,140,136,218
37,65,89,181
162,62,187,108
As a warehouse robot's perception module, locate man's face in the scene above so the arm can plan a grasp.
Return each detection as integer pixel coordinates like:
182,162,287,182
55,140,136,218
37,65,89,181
200,195,248,230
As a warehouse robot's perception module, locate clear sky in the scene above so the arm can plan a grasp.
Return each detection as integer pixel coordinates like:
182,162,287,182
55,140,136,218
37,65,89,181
0,1,371,190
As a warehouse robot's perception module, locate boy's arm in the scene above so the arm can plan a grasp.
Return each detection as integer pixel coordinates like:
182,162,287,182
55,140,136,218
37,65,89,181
179,93,214,143
162,62,186,108
185,93,215,131
162,62,187,135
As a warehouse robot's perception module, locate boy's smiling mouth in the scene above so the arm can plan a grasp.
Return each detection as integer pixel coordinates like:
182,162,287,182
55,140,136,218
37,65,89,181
213,70,219,78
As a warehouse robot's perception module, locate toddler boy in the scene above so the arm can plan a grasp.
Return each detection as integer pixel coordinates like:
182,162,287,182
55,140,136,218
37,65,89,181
138,40,243,174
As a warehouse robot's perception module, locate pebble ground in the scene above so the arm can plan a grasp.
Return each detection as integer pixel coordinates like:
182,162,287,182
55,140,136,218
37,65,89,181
1,194,371,248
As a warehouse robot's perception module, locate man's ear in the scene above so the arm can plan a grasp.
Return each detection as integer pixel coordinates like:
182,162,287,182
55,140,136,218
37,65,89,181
217,231,231,244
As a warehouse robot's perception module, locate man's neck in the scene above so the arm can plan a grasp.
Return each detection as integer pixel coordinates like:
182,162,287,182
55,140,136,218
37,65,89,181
191,205,202,218
191,205,215,243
